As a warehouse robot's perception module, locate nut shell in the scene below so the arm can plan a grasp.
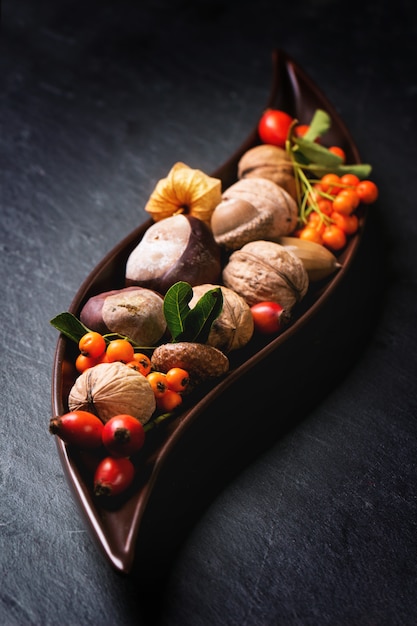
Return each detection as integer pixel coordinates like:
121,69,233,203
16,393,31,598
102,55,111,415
222,240,309,310
125,214,221,294
101,288,166,345
189,284,254,352
151,342,229,384
211,178,298,250
68,362,156,425
79,287,143,335
80,287,166,345
238,144,297,199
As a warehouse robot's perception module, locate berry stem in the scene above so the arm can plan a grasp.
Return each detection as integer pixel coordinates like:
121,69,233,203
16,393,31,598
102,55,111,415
143,411,176,432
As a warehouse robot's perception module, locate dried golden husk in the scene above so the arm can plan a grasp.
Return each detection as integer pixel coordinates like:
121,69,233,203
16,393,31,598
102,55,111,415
189,284,254,352
68,362,156,425
144,162,222,224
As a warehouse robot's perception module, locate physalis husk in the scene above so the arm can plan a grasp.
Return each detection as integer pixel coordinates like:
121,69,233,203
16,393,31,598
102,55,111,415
144,162,222,224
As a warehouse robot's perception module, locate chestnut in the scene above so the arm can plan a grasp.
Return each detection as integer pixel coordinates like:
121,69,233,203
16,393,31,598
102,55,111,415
79,286,166,346
125,214,222,294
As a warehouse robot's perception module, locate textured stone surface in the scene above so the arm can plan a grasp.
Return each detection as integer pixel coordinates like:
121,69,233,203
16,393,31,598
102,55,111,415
1,1,416,624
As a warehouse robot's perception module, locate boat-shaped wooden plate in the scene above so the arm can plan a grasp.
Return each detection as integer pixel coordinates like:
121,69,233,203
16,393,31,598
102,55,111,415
51,49,372,577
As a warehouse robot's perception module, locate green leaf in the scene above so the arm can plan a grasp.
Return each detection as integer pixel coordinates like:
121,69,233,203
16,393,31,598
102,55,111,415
293,136,344,168
304,109,331,142
50,312,90,343
337,163,372,177
292,136,372,179
163,281,224,343
175,287,223,343
163,281,194,341
303,161,372,179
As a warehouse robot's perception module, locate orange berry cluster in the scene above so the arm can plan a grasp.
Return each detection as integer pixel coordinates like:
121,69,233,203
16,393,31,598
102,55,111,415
76,332,190,414
53,329,192,499
75,333,136,373
296,173,379,251
146,368,189,412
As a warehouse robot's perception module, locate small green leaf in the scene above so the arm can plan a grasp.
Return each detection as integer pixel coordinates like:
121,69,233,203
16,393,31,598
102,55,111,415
303,161,372,179
292,136,372,179
336,163,372,177
304,109,331,141
163,281,224,343
293,136,344,168
175,287,223,343
163,281,193,341
50,312,90,343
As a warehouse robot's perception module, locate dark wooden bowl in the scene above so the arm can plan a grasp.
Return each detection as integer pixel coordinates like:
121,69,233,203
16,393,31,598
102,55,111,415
51,49,368,576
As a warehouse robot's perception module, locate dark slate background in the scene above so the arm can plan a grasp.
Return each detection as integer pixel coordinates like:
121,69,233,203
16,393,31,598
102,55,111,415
1,1,416,625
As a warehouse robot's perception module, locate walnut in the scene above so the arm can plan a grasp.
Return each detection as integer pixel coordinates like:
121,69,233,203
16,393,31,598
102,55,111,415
68,362,156,424
189,284,254,352
222,240,309,311
210,178,298,250
237,144,297,200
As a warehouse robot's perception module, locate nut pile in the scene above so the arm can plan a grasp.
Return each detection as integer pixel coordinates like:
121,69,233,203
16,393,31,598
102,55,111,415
50,106,379,498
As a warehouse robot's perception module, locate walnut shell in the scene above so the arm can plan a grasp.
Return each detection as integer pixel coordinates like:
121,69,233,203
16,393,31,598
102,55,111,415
151,342,229,385
210,178,298,250
238,144,297,199
222,240,309,311
189,284,254,352
68,362,156,424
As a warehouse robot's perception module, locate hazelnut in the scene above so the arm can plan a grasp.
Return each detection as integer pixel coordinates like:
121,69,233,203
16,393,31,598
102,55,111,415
210,199,258,236
210,178,298,250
